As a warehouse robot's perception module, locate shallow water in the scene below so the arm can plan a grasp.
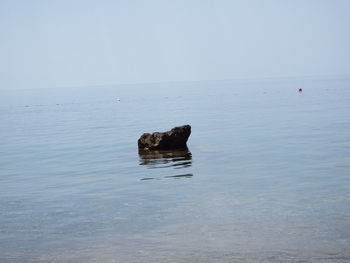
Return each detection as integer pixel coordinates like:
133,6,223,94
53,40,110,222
1,78,350,262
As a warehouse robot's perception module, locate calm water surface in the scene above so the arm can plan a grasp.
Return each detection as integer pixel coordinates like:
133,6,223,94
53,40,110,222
1,78,350,262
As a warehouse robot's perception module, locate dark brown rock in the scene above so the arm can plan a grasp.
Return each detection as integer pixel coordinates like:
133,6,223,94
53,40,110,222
138,125,191,151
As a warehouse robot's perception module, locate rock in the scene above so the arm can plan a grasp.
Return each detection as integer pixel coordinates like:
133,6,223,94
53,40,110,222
138,125,191,151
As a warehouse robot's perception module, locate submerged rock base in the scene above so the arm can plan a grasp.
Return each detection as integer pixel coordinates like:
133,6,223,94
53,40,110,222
138,125,191,151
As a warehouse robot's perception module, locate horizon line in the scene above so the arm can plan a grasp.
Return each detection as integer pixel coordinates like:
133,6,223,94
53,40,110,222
1,73,350,92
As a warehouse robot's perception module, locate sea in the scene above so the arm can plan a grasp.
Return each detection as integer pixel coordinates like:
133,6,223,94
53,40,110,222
0,77,350,262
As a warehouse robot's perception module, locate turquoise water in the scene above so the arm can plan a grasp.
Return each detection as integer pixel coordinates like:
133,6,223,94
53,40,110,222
1,78,350,262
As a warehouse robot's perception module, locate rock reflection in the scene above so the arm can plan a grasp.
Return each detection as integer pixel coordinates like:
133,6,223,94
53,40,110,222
139,149,192,170
164,173,193,179
140,173,193,181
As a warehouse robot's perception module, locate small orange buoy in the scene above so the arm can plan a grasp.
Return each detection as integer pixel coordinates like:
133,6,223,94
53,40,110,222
298,88,302,92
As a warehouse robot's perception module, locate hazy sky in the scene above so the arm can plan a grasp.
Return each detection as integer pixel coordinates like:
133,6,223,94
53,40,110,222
1,0,349,90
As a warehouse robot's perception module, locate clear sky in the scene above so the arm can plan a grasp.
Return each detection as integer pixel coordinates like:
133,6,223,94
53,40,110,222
1,0,349,90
